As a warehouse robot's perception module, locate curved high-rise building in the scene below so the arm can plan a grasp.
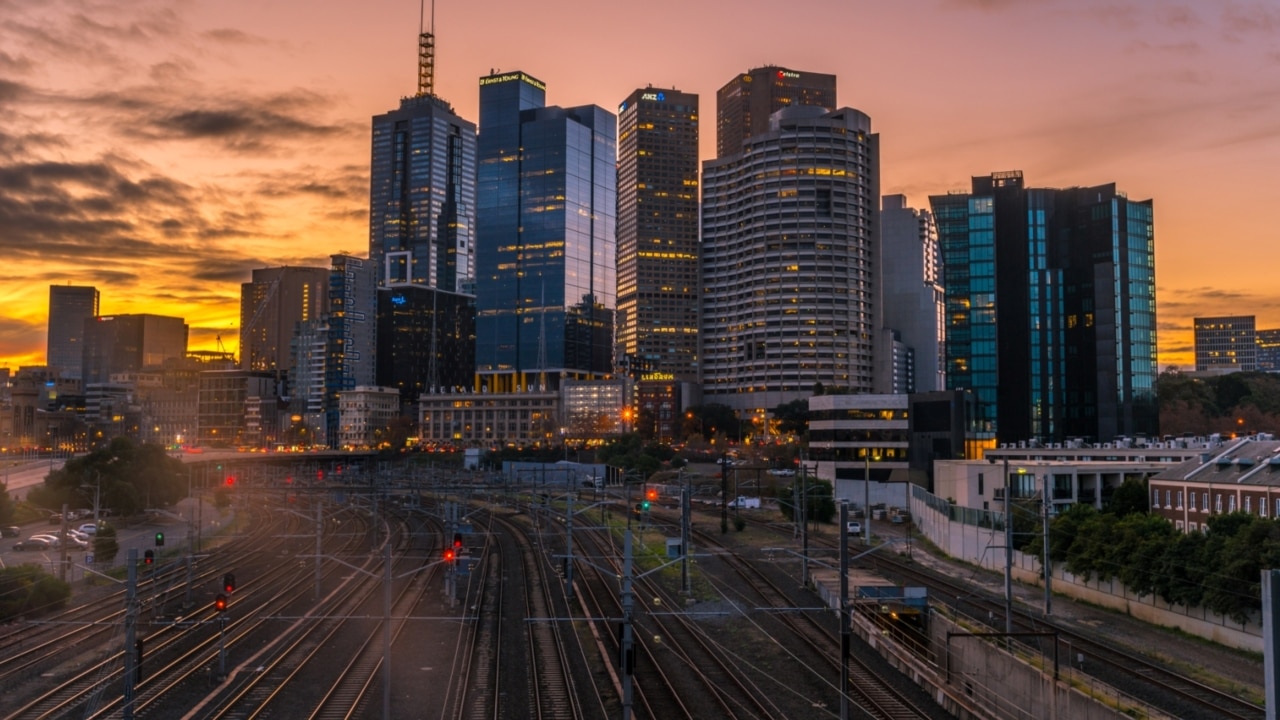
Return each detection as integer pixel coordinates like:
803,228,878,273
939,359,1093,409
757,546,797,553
700,105,881,414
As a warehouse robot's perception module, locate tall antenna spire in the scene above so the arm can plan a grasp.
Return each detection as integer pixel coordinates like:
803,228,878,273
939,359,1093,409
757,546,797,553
416,0,436,97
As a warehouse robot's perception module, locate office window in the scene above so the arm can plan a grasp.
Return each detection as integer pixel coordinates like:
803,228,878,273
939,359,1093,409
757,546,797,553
1215,494,1223,513
1176,491,1183,509
1188,492,1196,512
1229,496,1237,513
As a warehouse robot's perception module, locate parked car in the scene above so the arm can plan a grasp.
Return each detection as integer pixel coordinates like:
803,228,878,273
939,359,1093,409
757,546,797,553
846,521,863,536
29,534,62,549
14,537,52,551
78,523,100,536
1,526,19,538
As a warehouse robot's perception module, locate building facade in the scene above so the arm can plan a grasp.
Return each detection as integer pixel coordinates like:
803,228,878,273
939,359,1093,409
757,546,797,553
1257,328,1280,372
239,266,328,375
47,285,99,380
1193,315,1256,373
376,285,475,412
1149,436,1280,533
475,71,617,394
929,171,1157,446
369,93,477,291
82,314,188,386
881,195,944,394
616,87,700,382
715,66,837,158
195,369,277,447
337,385,401,449
701,105,880,415
324,254,378,445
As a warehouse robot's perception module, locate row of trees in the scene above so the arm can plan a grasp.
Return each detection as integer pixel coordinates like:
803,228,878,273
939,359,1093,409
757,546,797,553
1019,486,1277,624
1158,369,1280,437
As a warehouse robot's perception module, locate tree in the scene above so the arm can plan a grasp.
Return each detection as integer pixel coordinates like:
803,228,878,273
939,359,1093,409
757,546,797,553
93,524,120,567
771,399,810,438
1105,476,1149,517
776,478,836,524
0,565,71,621
0,481,13,524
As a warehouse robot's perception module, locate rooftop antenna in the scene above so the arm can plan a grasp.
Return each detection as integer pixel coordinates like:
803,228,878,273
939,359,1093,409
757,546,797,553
416,0,436,97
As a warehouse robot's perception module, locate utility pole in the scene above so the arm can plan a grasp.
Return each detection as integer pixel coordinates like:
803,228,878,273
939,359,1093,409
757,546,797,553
681,472,691,596
565,491,575,601
1043,472,1052,616
1004,457,1013,636
839,502,851,720
621,529,635,720
123,549,138,719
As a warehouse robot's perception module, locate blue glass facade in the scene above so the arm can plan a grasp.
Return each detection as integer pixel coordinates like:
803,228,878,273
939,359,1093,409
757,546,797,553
930,172,1157,444
369,94,476,292
475,71,616,392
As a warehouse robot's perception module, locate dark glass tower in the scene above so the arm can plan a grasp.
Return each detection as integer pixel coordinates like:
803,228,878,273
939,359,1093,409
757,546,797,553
369,94,477,291
48,285,99,379
475,71,617,393
324,253,377,445
930,171,1157,444
715,66,837,158
616,87,699,381
376,286,475,411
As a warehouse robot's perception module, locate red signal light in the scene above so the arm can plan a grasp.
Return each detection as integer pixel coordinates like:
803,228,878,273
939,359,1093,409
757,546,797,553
214,594,227,612
645,488,658,502
225,476,235,486
443,548,456,563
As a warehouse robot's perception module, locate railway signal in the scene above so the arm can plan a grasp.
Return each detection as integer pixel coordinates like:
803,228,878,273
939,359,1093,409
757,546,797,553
645,488,658,503
143,550,154,565
453,532,463,549
214,593,227,612
154,531,165,547
443,548,456,565
223,573,236,593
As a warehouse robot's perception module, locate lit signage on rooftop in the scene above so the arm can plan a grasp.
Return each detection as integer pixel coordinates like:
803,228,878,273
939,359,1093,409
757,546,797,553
390,294,407,306
480,72,546,91
640,92,665,102
777,70,801,79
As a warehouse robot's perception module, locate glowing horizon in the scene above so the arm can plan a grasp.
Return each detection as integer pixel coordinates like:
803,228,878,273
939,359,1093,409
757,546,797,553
3,0,1277,373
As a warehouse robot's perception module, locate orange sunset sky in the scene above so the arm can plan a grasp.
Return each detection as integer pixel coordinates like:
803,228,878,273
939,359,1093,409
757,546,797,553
1,0,1277,372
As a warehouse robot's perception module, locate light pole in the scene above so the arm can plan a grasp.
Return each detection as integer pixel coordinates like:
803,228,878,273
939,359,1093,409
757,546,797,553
863,450,877,546
1003,457,1012,636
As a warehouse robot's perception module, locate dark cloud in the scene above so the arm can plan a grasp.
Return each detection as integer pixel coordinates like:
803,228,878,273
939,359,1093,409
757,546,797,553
0,313,43,359
202,28,268,45
0,49,32,73
1223,3,1280,35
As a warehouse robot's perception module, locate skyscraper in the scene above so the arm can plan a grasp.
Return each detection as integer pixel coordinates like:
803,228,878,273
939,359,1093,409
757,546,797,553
616,87,700,381
82,314,188,385
369,96,477,291
324,253,377,445
930,171,1157,444
47,285,99,379
1194,316,1256,373
881,195,944,394
474,71,617,394
701,104,880,415
239,266,329,374
715,66,837,158
368,22,477,291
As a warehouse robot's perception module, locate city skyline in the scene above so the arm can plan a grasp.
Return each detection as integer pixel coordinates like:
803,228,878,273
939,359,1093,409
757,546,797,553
2,0,1278,371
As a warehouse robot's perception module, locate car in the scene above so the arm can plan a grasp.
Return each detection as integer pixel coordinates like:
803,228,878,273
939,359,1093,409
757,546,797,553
29,534,62,549
14,537,51,551
1,526,19,538
846,521,863,536
78,523,99,536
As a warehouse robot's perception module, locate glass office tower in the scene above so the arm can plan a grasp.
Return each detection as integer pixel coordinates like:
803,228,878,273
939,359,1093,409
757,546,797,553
48,285,99,379
616,87,700,381
930,171,1157,444
369,94,477,292
475,71,617,393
